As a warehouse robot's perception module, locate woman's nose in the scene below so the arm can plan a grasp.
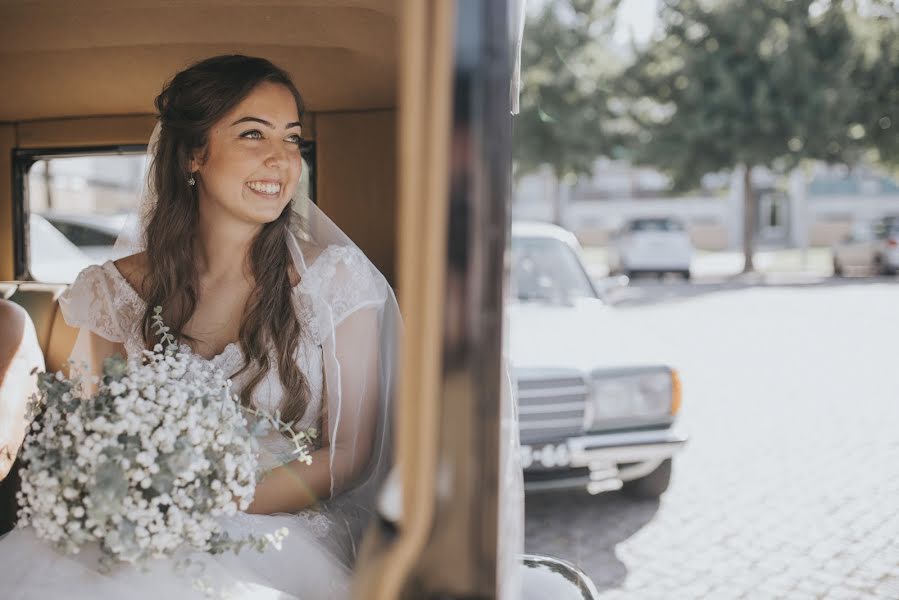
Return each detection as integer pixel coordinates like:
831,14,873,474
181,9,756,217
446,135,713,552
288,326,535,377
264,139,289,167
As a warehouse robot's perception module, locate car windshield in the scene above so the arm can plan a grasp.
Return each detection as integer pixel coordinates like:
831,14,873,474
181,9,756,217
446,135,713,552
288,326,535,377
511,236,597,303
872,217,899,239
629,218,683,232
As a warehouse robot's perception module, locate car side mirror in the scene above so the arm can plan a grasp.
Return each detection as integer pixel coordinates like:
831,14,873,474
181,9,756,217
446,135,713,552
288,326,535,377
593,274,629,300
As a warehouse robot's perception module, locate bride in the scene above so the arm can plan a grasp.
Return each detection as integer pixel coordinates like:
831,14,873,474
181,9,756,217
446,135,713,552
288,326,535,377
0,55,400,599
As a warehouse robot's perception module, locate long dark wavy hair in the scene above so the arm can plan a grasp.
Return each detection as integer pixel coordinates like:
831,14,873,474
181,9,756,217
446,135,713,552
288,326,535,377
142,54,310,424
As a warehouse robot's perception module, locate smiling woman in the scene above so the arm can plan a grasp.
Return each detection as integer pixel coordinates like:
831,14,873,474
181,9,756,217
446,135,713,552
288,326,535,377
0,53,400,600
129,57,312,414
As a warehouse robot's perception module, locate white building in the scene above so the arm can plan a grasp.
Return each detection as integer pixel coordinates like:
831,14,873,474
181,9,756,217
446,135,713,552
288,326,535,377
513,160,899,251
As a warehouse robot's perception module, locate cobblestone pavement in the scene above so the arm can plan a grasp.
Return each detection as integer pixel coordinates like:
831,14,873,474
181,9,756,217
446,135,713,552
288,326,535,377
524,279,899,599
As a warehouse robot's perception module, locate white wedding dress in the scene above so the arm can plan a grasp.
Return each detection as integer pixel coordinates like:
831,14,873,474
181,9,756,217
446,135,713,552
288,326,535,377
0,243,388,600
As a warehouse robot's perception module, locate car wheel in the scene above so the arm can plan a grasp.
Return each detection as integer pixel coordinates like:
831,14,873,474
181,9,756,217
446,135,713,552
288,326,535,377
874,255,895,276
832,257,843,277
621,459,672,499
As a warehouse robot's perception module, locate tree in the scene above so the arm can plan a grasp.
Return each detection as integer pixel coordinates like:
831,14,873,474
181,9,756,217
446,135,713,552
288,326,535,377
513,0,623,224
620,0,870,272
851,4,899,171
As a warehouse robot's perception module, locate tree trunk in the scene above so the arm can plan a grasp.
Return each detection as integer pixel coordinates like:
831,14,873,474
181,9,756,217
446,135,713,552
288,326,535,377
742,165,755,273
552,174,563,226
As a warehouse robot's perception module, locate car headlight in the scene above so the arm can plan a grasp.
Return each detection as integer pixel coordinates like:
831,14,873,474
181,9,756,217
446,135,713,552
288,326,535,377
588,369,676,425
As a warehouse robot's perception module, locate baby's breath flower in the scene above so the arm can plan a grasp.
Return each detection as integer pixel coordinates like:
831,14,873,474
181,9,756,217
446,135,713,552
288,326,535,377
16,306,311,569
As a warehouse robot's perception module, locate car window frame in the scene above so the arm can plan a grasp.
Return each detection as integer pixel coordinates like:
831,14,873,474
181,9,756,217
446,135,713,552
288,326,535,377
12,145,146,280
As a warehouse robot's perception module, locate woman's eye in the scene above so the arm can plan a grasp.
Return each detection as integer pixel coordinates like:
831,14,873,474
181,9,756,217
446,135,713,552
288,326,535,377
241,130,263,140
287,135,303,146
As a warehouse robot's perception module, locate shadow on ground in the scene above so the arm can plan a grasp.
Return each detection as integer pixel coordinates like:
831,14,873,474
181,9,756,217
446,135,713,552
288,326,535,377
525,490,660,592
603,274,899,308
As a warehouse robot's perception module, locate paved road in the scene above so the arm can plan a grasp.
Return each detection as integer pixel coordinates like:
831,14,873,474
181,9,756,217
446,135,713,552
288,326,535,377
525,276,899,599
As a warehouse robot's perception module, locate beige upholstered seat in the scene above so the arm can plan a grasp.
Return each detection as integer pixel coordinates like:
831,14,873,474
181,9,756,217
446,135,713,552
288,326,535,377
0,282,77,373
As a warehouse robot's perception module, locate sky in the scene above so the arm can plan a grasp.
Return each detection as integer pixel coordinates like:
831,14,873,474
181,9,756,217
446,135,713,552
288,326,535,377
524,0,660,54
614,0,659,47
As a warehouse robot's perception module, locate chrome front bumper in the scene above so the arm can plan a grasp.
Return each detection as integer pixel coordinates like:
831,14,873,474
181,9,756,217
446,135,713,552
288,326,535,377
522,427,688,494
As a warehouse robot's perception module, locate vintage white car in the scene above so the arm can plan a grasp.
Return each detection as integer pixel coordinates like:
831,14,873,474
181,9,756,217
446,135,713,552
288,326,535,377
509,222,687,498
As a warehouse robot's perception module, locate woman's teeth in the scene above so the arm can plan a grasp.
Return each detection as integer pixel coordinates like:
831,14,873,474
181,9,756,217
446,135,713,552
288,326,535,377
246,181,281,195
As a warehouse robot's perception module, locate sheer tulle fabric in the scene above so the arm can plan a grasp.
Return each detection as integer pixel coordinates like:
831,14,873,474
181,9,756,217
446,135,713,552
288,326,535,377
2,512,349,600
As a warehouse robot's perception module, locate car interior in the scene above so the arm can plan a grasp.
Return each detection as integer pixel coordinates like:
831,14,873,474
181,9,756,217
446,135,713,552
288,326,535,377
1,0,407,566
1,3,404,368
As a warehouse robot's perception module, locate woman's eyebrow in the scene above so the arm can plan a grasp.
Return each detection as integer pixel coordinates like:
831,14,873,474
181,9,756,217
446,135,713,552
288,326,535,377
231,116,302,129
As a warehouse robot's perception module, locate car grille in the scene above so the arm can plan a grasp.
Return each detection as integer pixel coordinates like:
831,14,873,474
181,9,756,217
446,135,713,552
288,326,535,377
516,376,589,445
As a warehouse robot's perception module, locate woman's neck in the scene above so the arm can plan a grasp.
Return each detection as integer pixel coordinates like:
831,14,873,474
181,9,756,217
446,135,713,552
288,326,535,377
195,208,259,284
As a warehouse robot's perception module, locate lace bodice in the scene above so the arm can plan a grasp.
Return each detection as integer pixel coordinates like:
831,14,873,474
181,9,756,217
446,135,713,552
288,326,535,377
57,244,382,465
57,242,388,551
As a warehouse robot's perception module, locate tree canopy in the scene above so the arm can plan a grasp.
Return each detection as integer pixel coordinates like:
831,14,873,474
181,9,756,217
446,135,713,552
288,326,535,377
851,5,899,169
620,0,871,190
511,0,899,264
512,0,624,182
613,0,898,270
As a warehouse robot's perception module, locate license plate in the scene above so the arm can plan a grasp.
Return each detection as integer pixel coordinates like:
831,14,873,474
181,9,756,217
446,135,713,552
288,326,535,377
520,443,570,469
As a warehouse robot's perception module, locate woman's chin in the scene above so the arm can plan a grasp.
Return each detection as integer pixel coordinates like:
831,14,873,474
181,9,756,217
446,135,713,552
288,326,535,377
222,206,286,228
249,210,288,226
241,191,290,223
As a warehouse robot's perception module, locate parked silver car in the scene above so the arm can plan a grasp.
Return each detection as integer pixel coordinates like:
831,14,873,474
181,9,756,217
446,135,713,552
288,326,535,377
607,217,693,280
509,222,687,498
832,216,899,276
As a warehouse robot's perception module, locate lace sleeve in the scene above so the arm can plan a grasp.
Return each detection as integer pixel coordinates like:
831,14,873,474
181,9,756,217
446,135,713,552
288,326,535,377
57,264,129,344
298,245,389,340
293,242,396,520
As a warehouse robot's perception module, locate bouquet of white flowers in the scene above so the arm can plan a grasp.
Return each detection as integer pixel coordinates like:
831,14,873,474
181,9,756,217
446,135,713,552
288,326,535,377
16,307,315,571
